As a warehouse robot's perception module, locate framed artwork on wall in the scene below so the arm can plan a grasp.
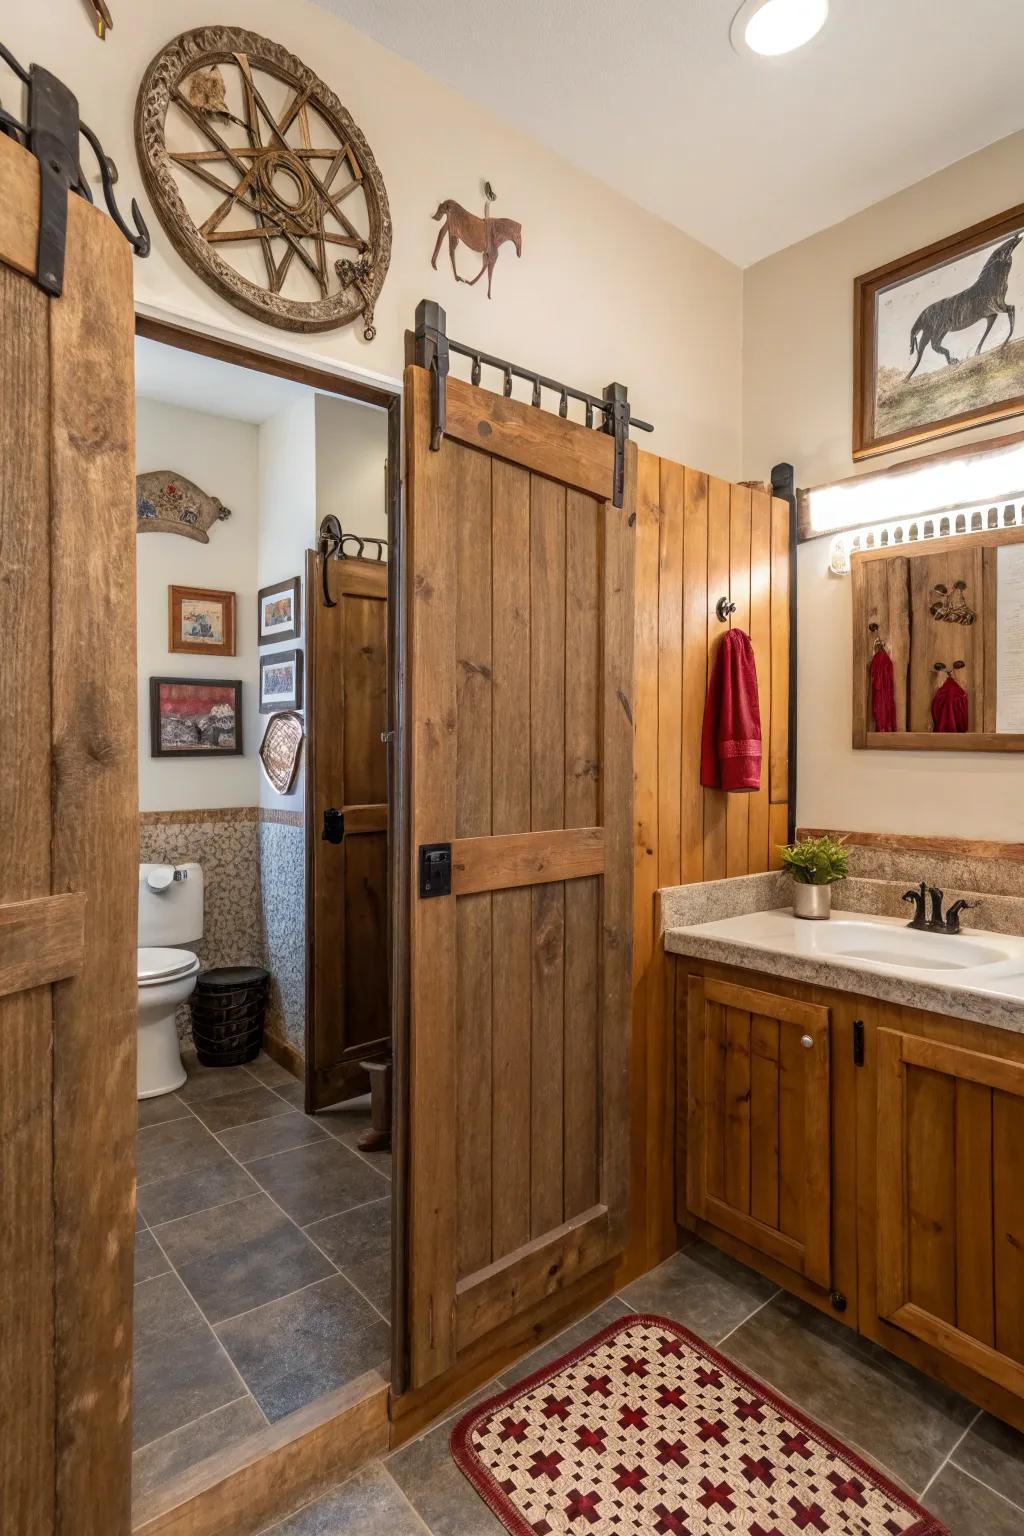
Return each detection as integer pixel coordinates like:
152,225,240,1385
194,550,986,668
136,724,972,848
150,677,243,757
854,201,1024,460
258,577,301,645
259,649,303,713
168,585,236,657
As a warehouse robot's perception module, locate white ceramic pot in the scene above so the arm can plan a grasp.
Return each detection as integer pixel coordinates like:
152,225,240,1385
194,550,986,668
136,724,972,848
792,882,831,921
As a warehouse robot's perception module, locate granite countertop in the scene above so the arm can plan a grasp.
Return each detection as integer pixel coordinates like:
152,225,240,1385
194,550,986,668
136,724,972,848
663,877,1024,1035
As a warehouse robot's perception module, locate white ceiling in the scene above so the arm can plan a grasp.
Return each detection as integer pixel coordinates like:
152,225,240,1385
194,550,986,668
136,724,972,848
134,337,310,422
311,0,1024,266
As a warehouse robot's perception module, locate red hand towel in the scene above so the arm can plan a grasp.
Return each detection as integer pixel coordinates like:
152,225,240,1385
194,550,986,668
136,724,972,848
700,628,762,792
931,674,969,733
869,647,897,732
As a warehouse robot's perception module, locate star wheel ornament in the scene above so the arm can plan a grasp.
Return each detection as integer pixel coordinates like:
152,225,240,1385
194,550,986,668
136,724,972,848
135,28,391,337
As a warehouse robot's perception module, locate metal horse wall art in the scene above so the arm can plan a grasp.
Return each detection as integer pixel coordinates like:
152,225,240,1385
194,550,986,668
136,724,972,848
430,189,522,298
907,233,1021,379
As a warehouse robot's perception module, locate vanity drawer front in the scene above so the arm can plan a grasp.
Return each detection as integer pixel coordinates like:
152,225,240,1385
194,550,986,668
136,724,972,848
684,974,832,1288
875,1030,1024,1398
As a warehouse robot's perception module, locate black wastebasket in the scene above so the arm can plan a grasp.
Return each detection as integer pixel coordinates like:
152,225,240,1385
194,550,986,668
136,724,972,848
190,965,269,1067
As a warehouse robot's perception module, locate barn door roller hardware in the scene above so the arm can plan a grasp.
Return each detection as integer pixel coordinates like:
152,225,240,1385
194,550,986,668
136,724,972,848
412,299,653,508
317,515,388,607
0,40,149,296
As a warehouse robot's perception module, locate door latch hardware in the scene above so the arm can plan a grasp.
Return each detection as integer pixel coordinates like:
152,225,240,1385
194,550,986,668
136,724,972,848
852,1019,865,1067
418,842,452,899
322,808,345,844
829,1291,847,1314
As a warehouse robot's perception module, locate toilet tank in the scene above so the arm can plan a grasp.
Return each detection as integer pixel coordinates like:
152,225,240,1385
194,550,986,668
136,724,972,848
138,863,204,948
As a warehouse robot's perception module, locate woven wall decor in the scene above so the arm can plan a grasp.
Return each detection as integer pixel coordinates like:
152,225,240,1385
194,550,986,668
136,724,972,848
259,711,304,795
136,471,232,543
135,27,392,337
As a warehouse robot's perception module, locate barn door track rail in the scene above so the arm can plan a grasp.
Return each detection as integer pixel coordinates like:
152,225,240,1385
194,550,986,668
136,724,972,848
412,298,652,508
0,40,149,296
317,514,388,607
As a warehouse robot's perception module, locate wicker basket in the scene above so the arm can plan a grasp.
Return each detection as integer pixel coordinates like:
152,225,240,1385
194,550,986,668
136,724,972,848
190,966,269,1067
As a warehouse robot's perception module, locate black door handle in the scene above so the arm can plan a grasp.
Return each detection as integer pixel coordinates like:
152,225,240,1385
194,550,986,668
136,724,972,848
322,808,345,844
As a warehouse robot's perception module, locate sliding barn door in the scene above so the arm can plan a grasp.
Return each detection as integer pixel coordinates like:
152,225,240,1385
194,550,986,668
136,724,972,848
0,132,137,1531
305,550,390,1111
403,365,635,1389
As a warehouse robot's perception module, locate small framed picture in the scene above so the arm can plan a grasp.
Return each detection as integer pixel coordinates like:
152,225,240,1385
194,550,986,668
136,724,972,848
150,678,243,757
258,577,301,646
259,649,303,713
168,585,236,657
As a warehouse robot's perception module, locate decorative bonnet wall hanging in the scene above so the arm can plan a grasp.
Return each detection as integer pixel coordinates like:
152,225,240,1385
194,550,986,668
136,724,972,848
135,28,391,338
136,471,232,542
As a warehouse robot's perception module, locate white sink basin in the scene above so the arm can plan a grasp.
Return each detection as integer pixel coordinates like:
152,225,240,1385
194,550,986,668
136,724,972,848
824,921,1007,972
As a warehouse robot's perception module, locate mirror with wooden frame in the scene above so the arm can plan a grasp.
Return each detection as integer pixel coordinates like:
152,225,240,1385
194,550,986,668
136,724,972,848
851,524,1024,750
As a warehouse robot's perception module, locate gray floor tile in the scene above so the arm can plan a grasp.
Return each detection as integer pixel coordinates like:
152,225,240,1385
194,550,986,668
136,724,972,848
337,1130,393,1181
951,1412,1024,1510
618,1239,777,1343
134,1228,170,1284
265,1077,307,1110
137,1159,259,1227
306,1197,391,1318
178,1055,258,1103
247,1139,389,1226
315,1094,372,1139
133,1272,244,1450
152,1193,335,1325
217,1110,329,1164
132,1394,265,1502
722,1289,976,1495
246,1052,299,1090
137,1116,232,1189
138,1092,190,1129
260,1464,429,1535
387,1407,504,1536
190,1082,294,1133
500,1298,634,1387
136,1205,146,1232
925,1462,1024,1536
215,1274,390,1423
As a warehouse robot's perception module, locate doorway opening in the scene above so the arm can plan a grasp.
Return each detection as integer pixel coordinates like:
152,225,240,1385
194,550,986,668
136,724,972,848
130,318,401,1519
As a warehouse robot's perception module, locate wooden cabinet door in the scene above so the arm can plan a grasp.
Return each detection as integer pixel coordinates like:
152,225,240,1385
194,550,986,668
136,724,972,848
306,552,389,1111
875,1029,1024,1398
685,975,832,1288
403,364,634,1390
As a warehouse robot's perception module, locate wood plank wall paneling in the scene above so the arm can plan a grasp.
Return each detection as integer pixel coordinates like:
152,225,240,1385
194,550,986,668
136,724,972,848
626,449,791,1280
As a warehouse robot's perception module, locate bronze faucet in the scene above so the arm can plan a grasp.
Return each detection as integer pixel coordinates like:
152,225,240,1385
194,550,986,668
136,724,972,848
902,880,977,934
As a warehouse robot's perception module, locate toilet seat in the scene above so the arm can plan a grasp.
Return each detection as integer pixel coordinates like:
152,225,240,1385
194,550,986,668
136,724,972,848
137,946,200,987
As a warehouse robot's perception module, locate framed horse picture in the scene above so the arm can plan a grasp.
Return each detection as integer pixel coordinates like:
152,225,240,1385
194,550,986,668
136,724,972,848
854,201,1024,459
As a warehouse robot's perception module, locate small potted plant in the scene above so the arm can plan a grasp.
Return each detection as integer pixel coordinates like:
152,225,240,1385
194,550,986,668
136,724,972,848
780,834,849,920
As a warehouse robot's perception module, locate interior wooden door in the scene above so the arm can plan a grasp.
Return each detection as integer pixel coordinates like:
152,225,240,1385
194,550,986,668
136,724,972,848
0,131,137,1532
875,1028,1024,1398
684,974,832,1287
403,364,635,1390
306,550,390,1112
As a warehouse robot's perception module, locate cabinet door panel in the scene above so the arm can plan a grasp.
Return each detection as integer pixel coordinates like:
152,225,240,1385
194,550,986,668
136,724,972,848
875,1029,1024,1399
685,975,831,1288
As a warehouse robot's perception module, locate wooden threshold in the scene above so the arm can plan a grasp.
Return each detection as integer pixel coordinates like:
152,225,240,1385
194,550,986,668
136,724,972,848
131,1371,388,1536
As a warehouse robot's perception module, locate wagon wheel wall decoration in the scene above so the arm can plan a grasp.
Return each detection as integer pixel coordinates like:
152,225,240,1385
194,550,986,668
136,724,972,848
135,28,391,336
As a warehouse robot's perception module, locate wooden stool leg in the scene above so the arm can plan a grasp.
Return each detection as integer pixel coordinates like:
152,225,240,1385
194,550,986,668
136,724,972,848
357,1058,392,1151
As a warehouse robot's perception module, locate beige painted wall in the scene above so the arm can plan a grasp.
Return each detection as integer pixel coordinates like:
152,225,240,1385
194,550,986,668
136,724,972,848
743,131,1024,842
14,0,742,480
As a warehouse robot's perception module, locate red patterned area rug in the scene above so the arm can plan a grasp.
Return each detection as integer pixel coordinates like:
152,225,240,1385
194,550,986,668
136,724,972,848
450,1314,948,1535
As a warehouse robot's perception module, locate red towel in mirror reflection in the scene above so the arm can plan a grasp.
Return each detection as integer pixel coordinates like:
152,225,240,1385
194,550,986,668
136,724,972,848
869,648,897,732
931,674,969,733
700,628,762,792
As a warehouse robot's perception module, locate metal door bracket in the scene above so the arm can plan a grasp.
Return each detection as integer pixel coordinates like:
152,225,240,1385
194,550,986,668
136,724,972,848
418,842,452,899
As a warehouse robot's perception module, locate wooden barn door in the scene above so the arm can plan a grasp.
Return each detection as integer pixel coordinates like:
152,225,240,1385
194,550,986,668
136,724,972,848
402,364,635,1390
306,550,390,1111
0,132,137,1532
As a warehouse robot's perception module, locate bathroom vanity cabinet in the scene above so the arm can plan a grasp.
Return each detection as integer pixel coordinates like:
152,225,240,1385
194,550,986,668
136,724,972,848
674,959,1024,1431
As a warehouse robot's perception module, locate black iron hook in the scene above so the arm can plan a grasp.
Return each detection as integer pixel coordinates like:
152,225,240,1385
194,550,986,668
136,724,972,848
716,596,737,623
78,118,150,256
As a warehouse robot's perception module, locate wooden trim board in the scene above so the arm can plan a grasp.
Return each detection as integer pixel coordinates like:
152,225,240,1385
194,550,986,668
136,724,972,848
0,892,84,998
797,827,1024,862
451,826,604,895
131,1372,389,1536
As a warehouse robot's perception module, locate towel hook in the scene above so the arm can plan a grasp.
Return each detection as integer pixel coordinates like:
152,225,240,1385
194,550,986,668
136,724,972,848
715,595,737,623
933,659,966,673
868,621,887,653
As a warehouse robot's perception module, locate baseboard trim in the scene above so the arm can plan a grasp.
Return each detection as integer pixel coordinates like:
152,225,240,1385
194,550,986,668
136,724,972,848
262,1027,305,1081
131,1371,388,1536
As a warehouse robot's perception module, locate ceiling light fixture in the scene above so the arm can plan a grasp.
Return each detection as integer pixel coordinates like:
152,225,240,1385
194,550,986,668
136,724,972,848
731,0,829,58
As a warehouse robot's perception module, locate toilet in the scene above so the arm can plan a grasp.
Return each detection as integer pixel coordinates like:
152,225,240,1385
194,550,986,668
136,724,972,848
137,862,204,1099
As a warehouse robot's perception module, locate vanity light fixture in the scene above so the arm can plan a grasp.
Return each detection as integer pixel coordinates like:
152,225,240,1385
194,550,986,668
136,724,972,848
730,0,829,57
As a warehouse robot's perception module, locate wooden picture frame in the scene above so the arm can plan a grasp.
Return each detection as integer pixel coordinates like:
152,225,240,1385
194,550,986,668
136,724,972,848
260,648,304,713
258,576,301,645
854,201,1024,460
168,584,236,657
150,676,244,757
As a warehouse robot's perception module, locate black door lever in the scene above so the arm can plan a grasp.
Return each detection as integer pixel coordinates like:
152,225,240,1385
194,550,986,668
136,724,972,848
322,808,345,844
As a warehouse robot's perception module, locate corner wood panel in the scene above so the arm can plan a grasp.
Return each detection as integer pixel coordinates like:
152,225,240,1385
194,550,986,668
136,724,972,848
404,364,633,1391
684,974,831,1289
875,1028,1024,1399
